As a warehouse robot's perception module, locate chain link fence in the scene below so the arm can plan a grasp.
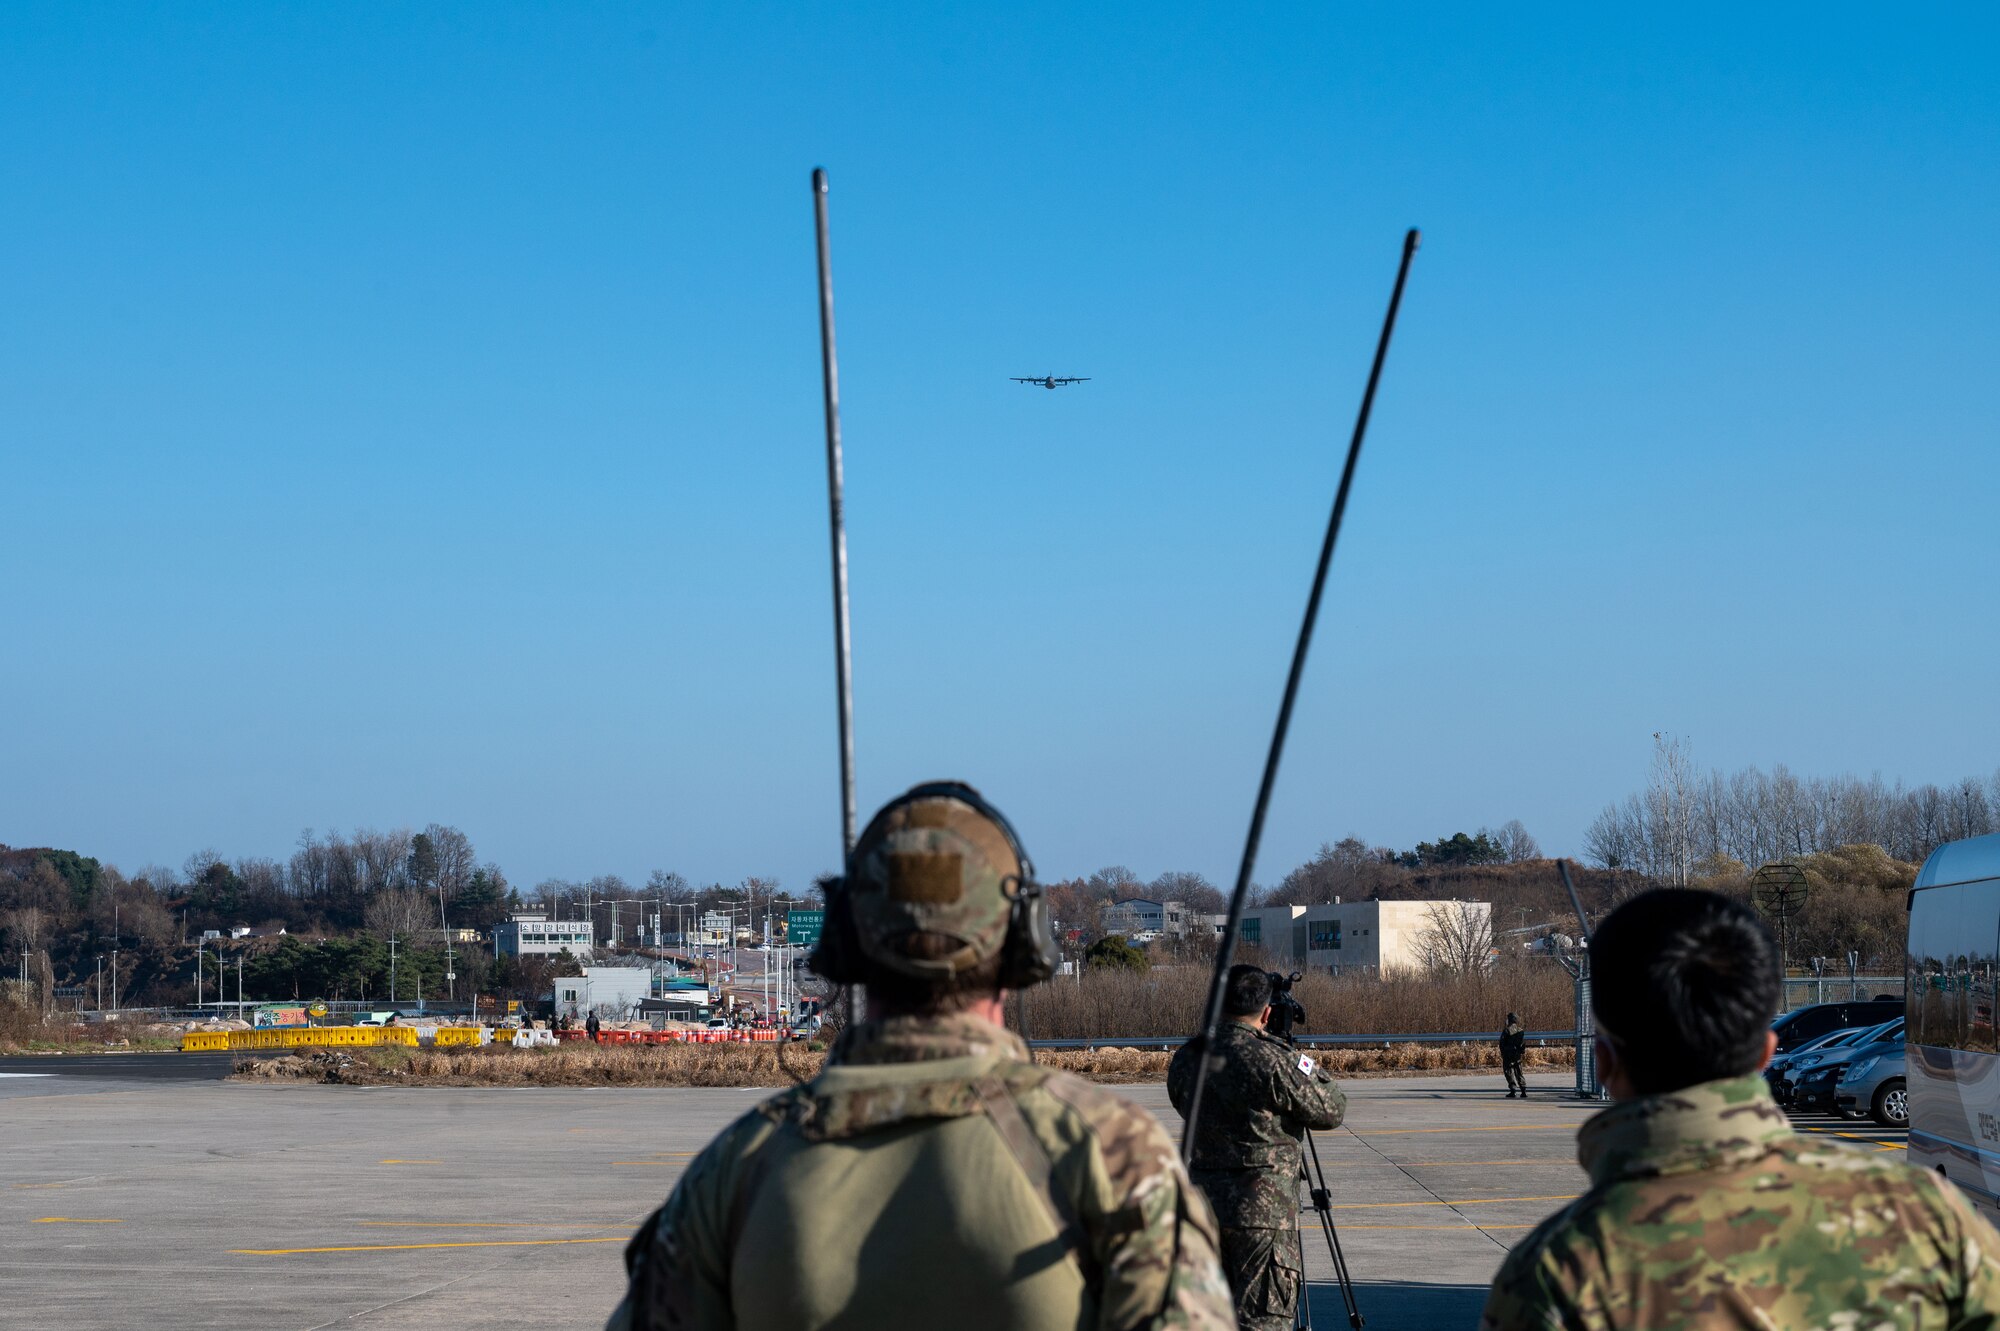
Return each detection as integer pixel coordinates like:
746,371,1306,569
1781,976,1904,1011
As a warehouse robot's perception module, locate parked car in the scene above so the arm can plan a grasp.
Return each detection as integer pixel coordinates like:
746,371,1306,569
1836,1042,1908,1128
1768,1023,1887,1105
1785,1019,1903,1113
1770,999,1905,1054
1765,1026,1866,1099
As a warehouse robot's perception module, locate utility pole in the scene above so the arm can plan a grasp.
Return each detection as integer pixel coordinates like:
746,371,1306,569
389,938,398,1005
194,941,202,1009
237,953,244,1016
94,955,102,1012
110,947,118,1014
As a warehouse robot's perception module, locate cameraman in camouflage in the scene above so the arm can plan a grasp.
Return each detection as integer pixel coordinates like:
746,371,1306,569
1482,888,2000,1330
607,781,1235,1331
1168,965,1348,1331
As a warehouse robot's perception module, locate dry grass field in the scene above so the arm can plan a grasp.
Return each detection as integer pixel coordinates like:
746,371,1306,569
1019,961,1575,1039
236,1035,1575,1087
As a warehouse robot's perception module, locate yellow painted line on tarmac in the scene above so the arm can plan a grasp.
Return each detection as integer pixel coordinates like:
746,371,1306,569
356,1221,628,1230
612,1160,690,1167
33,1218,123,1225
1341,1223,1538,1231
12,1183,66,1190
376,1159,443,1165
233,1236,627,1255
1328,1151,1576,1159
1349,1125,1576,1137
1327,1195,1579,1211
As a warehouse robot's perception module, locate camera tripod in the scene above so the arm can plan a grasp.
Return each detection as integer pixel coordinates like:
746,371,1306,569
1296,1122,1365,1329
1266,982,1364,1330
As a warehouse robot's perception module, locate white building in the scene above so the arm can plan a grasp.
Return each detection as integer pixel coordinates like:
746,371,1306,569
1236,899,1494,976
553,967,652,1020
495,913,595,960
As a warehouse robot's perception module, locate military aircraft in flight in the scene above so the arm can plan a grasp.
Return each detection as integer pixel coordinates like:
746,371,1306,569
1011,375,1090,390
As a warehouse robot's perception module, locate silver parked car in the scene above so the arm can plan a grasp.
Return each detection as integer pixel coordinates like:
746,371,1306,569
1837,1041,1908,1128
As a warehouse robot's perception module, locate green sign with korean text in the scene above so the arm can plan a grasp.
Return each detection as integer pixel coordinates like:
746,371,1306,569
787,909,824,948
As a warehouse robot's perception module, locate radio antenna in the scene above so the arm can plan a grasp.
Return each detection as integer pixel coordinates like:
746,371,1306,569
813,168,861,1028
1181,229,1420,1163
813,168,858,857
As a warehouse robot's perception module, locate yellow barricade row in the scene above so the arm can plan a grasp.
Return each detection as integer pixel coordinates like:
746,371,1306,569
180,1026,486,1053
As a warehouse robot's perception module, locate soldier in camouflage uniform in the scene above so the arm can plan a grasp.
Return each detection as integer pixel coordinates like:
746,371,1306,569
1167,965,1347,1331
1482,888,2000,1330
607,782,1236,1331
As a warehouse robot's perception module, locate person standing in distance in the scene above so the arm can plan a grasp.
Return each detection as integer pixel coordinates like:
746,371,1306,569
1499,1012,1527,1098
1167,965,1347,1331
606,781,1235,1331
1482,888,2000,1329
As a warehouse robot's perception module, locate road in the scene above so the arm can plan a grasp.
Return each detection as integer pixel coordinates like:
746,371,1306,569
0,1065,1906,1330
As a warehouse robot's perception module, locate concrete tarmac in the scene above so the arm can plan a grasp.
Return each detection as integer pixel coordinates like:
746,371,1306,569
0,1066,1903,1330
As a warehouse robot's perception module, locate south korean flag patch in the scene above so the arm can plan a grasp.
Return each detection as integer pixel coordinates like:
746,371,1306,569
1297,1053,1316,1077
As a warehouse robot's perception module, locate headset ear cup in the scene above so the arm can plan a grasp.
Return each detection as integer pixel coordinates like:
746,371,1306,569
999,881,1059,989
808,878,865,984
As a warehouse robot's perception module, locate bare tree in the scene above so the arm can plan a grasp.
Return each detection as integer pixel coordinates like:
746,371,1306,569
1645,732,1699,887
1273,839,1402,905
1493,820,1541,863
423,825,477,902
1412,902,1495,977
1149,870,1226,913
1087,866,1143,898
289,830,331,903
647,870,695,903
364,888,434,941
352,828,414,894
1584,800,1640,871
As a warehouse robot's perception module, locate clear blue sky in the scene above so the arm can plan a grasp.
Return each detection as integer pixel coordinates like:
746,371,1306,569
5,5,1996,895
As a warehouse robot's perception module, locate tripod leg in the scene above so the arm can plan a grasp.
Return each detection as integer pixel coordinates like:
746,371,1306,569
1295,1195,1313,1331
1303,1131,1366,1329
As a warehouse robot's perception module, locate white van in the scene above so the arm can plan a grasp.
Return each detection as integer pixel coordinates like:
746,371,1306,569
1906,832,2000,1219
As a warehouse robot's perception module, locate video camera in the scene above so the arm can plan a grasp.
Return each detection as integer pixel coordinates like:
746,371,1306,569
1266,970,1307,1043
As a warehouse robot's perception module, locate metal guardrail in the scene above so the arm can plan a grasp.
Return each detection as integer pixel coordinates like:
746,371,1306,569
1027,1030,1576,1050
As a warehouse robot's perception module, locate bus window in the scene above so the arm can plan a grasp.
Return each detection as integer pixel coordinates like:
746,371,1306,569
1908,878,2000,1053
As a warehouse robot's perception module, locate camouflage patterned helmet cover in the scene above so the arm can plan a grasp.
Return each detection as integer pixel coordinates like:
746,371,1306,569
846,782,1028,982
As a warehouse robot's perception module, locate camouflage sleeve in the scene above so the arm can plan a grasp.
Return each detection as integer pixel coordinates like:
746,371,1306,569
1265,1042,1346,1132
1035,1074,1237,1331
1476,1231,1572,1331
605,1112,777,1331
1933,1175,2000,1329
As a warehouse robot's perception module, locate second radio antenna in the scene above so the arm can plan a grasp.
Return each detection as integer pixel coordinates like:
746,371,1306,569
813,167,857,858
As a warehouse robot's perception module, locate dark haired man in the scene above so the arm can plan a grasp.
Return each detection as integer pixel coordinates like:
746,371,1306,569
1482,888,2000,1329
607,783,1234,1331
1168,963,1348,1331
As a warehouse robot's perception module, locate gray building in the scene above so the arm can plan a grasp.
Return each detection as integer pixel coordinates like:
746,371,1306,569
553,966,652,1020
1099,898,1192,942
495,913,595,960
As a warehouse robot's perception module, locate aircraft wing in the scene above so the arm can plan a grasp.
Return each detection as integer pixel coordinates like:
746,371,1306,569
1056,377,1089,384
1010,377,1039,383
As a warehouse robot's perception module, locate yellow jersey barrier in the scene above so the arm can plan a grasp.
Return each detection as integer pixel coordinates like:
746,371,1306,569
181,1026,489,1053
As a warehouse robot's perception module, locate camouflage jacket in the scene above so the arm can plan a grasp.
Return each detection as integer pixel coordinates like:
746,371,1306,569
1480,1072,2000,1330
1166,1021,1347,1229
607,1012,1235,1331
1499,1023,1526,1061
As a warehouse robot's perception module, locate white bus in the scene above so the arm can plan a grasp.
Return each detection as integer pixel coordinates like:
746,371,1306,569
1906,832,2000,1219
